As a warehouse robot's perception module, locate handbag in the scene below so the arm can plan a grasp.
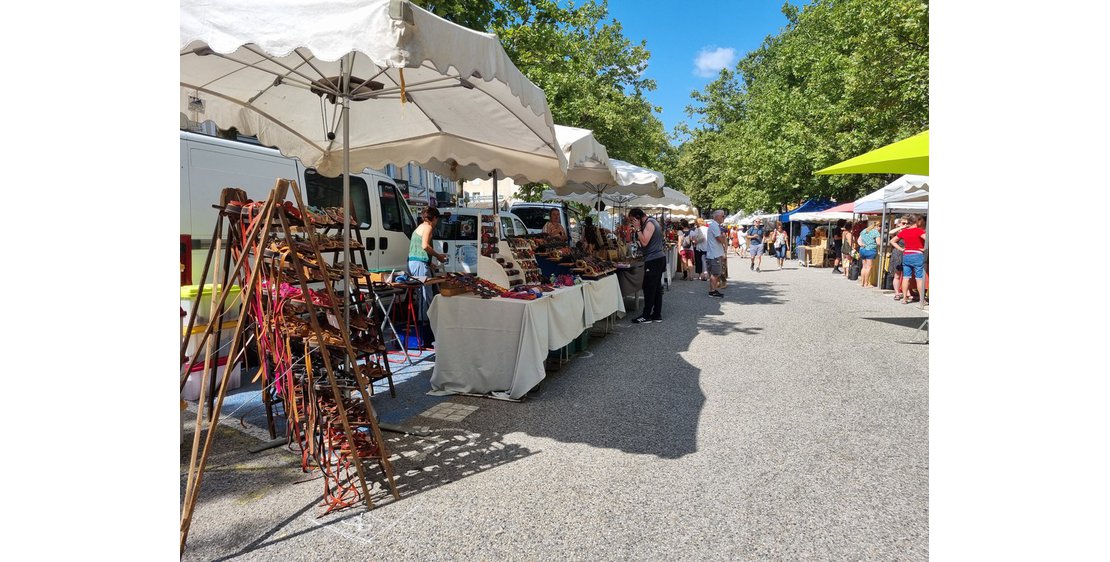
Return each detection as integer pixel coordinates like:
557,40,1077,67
848,260,862,281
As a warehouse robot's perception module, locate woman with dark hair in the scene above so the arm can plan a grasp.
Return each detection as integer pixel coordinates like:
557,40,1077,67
627,208,666,323
579,216,601,254
408,207,448,325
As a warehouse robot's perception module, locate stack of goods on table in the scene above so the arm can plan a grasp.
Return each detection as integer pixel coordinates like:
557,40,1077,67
506,236,544,285
480,214,499,258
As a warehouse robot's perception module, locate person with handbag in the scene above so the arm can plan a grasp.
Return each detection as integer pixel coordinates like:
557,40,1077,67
857,219,881,288
772,223,789,269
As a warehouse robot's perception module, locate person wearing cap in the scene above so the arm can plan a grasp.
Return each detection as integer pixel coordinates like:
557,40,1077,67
745,218,767,272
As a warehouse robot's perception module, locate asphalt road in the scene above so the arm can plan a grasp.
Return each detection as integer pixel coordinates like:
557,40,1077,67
181,253,929,561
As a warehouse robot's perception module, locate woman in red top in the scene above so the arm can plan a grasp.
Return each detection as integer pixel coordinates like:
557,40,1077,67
891,214,927,304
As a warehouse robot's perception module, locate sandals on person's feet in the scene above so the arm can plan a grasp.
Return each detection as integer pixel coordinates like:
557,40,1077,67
894,294,904,300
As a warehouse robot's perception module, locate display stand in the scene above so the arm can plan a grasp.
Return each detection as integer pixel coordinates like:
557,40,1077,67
180,180,399,552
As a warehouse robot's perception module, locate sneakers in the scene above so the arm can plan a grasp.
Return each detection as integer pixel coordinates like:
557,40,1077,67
832,267,842,274
750,262,755,271
708,291,724,298
756,267,761,272
631,316,652,324
651,317,663,323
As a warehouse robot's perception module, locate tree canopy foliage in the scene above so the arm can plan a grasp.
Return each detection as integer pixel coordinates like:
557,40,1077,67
669,0,929,214
416,0,671,201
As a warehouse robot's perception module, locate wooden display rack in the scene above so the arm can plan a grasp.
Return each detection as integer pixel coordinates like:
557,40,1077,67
179,180,399,553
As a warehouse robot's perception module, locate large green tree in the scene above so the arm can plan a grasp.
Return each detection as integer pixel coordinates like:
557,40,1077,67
671,0,929,214
416,0,671,201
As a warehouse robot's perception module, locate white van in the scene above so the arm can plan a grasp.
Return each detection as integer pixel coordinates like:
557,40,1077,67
180,131,416,283
431,207,529,274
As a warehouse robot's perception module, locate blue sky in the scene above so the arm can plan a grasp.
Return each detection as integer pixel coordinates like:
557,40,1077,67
605,0,798,138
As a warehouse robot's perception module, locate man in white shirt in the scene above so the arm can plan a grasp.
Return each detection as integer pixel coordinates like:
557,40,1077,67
695,220,710,281
706,210,727,297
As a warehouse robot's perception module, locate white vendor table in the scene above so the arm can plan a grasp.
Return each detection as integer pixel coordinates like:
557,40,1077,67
427,277,624,399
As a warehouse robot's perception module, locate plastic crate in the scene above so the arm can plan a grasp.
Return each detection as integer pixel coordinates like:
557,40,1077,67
181,284,242,325
182,356,241,401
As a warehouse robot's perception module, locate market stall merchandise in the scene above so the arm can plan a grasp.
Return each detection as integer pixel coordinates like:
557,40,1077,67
180,182,400,551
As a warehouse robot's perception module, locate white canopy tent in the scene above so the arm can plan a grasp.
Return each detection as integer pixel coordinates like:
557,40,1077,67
723,210,746,224
738,212,779,226
542,186,692,213
855,175,929,213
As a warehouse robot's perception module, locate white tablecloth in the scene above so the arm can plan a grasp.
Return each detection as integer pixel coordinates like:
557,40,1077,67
582,274,624,324
427,278,622,399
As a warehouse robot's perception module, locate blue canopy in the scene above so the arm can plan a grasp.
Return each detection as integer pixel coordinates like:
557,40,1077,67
780,198,835,223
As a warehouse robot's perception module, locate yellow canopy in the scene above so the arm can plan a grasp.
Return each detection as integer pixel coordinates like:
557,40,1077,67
816,131,929,175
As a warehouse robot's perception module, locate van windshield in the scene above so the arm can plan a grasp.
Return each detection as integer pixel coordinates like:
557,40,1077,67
512,207,555,231
434,214,478,241
304,169,372,228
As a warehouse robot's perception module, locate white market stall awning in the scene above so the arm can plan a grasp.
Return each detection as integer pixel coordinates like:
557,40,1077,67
180,0,568,184
854,175,929,213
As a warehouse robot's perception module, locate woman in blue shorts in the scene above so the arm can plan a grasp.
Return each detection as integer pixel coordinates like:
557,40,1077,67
857,219,880,288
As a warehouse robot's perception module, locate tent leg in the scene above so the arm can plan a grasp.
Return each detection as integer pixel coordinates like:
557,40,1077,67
879,204,887,291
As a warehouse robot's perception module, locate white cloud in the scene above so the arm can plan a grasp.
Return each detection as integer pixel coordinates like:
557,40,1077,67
693,46,738,78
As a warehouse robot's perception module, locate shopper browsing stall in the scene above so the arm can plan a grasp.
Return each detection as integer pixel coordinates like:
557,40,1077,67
629,208,666,323
891,214,927,304
706,210,727,298
695,219,709,280
408,207,449,321
857,219,880,288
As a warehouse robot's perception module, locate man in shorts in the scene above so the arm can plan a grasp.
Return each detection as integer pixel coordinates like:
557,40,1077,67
745,218,766,272
706,210,727,297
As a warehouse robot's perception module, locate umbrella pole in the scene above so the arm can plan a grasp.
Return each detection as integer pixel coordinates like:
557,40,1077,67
342,62,352,330
922,209,929,310
491,171,499,234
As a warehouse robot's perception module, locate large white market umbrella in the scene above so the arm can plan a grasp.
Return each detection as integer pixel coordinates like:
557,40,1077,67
181,0,570,328
181,0,566,183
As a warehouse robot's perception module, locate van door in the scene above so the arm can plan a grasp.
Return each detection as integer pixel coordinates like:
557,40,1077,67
374,181,417,274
